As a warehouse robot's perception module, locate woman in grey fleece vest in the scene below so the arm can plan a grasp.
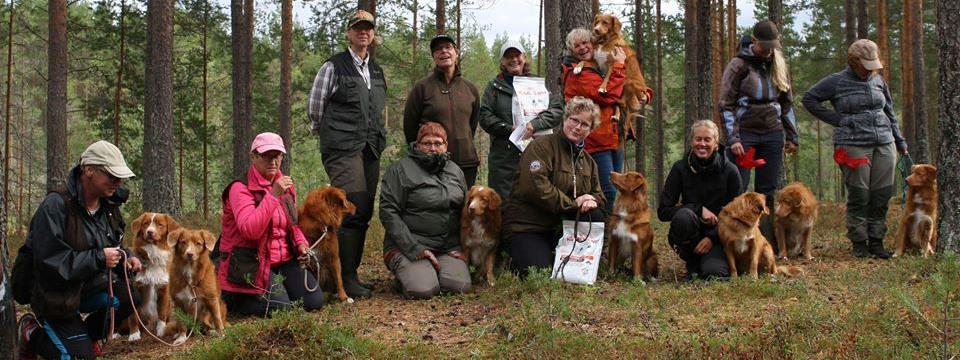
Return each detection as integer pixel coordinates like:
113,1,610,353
802,39,908,259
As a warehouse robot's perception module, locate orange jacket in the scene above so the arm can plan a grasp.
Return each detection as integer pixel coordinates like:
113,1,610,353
562,62,626,153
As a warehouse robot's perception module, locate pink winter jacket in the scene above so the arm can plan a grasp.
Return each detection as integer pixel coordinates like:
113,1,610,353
218,166,308,294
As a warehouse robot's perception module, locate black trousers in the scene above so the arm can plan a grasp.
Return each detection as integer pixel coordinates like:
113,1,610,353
321,146,380,231
30,275,139,359
222,260,325,317
667,208,729,279
461,165,478,189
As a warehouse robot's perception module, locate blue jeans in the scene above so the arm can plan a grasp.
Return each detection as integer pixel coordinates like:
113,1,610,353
591,150,621,214
727,131,784,208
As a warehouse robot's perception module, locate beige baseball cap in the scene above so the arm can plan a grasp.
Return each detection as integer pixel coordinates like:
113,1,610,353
80,140,135,178
848,39,883,70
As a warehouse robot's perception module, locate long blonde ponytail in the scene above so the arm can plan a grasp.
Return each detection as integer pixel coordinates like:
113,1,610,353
771,48,791,93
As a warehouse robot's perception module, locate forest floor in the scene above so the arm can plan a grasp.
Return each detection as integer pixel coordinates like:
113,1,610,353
12,202,960,359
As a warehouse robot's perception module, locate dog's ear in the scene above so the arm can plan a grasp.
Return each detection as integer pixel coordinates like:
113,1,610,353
613,16,622,33
487,190,502,211
200,230,217,252
162,214,181,232
632,175,647,194
340,192,357,215
131,213,146,239
166,228,183,248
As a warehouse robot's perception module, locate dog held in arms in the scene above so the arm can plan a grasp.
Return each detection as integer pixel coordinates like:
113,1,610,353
718,192,803,279
166,228,227,345
460,185,502,286
126,212,180,342
774,182,819,260
298,187,358,303
607,171,657,280
894,164,938,258
590,13,653,140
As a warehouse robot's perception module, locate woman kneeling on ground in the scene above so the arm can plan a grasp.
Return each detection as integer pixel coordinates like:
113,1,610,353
219,132,324,316
503,96,606,278
658,120,742,279
380,122,471,299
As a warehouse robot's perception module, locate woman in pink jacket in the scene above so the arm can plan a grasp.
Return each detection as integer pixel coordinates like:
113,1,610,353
218,132,323,316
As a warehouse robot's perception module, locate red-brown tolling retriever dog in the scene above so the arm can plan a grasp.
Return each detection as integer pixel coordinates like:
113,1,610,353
299,187,357,303
460,185,502,286
166,228,227,345
895,164,938,258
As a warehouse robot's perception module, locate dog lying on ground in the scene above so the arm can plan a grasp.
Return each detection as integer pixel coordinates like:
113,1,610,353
719,192,803,279
774,182,819,260
298,187,357,303
166,228,227,345
591,13,652,140
460,185,502,286
126,212,179,342
895,164,938,258
607,171,657,280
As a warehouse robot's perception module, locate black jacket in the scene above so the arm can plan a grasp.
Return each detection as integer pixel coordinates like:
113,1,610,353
657,146,742,242
25,165,129,320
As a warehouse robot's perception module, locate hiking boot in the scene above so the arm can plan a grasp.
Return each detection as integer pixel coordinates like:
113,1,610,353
17,313,39,360
852,242,870,258
339,228,372,299
868,238,892,260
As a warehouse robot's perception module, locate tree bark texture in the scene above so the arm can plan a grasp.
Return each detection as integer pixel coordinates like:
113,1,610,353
0,122,13,360
544,0,561,100
436,0,445,34
936,0,960,253
768,0,782,26
113,0,125,147
634,0,646,174
46,0,68,192
4,0,14,219
877,0,890,81
727,0,736,61
856,0,868,39
901,0,916,153
412,0,418,61
202,0,210,220
910,0,929,163
279,0,292,175
654,0,665,198
712,0,723,132
143,0,179,215
231,0,253,179
683,0,712,147
844,0,856,46
560,0,592,42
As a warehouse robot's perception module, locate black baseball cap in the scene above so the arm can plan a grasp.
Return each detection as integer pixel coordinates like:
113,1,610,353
752,20,781,49
430,34,457,52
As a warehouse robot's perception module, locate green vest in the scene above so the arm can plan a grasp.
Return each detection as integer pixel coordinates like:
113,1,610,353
319,50,388,156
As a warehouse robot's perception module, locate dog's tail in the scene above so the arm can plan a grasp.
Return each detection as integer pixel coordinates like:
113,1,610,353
775,265,805,277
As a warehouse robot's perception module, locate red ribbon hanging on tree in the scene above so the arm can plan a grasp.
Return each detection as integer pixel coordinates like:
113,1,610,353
833,147,870,168
735,147,767,169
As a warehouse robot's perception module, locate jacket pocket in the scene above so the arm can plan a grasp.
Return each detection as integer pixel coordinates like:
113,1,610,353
227,247,260,286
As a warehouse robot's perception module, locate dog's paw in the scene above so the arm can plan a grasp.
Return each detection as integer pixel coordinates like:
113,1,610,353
127,331,141,342
172,334,188,346
347,297,355,304
486,280,496,287
573,64,584,74
155,321,166,337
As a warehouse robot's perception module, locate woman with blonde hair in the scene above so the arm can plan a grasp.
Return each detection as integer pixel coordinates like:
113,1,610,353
718,20,799,250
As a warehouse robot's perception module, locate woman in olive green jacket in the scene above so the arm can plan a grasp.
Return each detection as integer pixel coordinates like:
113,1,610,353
479,41,563,202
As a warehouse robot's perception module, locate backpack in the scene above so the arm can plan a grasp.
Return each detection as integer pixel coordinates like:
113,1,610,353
10,190,123,305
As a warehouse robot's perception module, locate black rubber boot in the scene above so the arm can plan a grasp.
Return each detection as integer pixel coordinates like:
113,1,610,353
760,214,778,255
339,228,372,298
851,241,870,258
868,238,892,259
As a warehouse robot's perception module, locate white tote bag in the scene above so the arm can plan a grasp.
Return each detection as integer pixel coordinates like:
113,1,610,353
551,220,605,285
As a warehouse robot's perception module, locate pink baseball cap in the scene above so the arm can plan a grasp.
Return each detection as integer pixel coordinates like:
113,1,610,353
250,132,287,154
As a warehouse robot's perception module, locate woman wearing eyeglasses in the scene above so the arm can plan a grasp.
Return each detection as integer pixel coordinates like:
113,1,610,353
380,122,471,299
219,132,324,316
503,97,606,278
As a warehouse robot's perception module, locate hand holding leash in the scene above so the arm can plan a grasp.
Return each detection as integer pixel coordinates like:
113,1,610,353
104,247,122,268
125,256,142,272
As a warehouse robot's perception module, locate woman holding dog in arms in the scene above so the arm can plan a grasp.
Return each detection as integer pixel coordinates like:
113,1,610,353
719,20,799,250
380,122,471,299
219,132,324,316
561,28,627,214
479,40,564,202
802,39,908,259
503,97,606,278
658,120,742,279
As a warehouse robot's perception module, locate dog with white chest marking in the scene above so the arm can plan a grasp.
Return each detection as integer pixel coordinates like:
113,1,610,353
607,171,657,280
460,185,502,286
166,228,227,345
126,212,179,342
895,164,938,258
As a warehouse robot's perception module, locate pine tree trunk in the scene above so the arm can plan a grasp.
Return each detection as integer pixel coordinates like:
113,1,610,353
727,0,736,61
634,0,646,175
0,95,12,360
684,0,712,146
712,0,723,134
902,0,916,152
46,0,68,192
412,0,418,61
560,0,592,41
456,0,461,48
856,0,868,39
654,0,665,198
113,0,125,147
231,0,253,179
844,0,856,46
279,0,292,174
768,0,782,25
4,0,13,220
683,0,697,147
592,0,600,17
544,0,561,99
936,0,960,253
143,0,179,215
877,0,890,81
911,0,929,163
202,0,209,220
436,0,445,34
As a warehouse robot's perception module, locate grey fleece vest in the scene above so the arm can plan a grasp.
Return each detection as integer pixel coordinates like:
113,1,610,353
319,50,388,155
